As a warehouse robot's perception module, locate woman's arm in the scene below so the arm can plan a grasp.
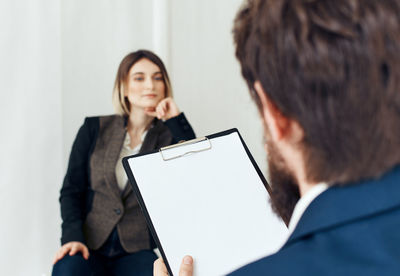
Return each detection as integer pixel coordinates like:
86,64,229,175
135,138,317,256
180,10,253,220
145,97,196,142
164,112,196,143
59,117,98,245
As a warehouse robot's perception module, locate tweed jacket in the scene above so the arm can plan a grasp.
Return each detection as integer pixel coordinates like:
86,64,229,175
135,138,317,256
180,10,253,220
59,113,195,252
229,165,400,275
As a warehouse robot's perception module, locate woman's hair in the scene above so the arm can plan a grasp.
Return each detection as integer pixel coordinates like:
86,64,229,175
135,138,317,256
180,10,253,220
112,49,173,115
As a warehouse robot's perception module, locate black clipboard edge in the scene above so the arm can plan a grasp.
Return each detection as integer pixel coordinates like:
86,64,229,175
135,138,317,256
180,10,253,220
122,128,271,275
233,129,272,195
122,155,175,275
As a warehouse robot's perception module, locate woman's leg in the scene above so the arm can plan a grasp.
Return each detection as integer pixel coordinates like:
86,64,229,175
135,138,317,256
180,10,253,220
52,252,106,276
52,253,92,276
107,249,158,276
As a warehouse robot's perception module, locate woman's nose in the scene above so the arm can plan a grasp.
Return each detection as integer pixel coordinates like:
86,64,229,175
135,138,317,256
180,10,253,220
144,77,154,90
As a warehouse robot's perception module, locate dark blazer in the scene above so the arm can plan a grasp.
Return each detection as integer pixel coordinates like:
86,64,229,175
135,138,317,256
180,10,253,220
230,165,400,276
59,113,195,252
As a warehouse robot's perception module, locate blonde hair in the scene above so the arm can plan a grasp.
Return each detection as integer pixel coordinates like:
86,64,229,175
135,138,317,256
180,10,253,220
112,50,173,116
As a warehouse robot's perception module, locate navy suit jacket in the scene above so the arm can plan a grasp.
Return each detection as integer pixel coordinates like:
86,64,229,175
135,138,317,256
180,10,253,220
230,165,400,275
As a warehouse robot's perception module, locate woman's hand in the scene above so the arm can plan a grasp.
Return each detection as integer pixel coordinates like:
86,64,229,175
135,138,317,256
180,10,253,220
52,241,89,264
145,97,180,120
154,256,193,276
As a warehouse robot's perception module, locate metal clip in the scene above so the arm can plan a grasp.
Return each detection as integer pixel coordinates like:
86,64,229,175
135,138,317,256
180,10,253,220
159,137,212,161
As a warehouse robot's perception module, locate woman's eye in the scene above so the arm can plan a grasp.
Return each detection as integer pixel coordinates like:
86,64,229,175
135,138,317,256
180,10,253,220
134,77,144,81
154,76,163,81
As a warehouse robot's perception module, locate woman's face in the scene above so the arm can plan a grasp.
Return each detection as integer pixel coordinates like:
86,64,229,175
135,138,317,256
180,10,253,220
125,58,166,111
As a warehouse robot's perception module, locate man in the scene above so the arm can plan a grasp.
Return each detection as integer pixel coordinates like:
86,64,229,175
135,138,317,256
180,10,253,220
155,0,400,275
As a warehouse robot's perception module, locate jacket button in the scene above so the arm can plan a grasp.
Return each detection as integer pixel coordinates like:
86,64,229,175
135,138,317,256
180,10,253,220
114,208,121,215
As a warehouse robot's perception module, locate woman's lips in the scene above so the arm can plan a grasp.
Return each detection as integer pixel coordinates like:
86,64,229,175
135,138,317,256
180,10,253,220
142,94,157,98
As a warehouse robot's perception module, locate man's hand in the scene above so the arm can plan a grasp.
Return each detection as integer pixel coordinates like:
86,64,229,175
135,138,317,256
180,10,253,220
154,256,193,276
145,97,180,120
52,241,89,264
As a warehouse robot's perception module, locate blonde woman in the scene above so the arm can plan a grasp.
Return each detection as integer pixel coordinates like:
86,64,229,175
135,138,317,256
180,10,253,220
52,50,195,275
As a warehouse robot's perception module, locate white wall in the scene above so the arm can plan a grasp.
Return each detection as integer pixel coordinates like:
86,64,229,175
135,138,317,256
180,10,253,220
61,0,155,162
169,0,266,173
0,0,62,275
0,1,273,275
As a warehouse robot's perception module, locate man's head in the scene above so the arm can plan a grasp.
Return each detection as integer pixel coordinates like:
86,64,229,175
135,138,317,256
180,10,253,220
233,0,400,221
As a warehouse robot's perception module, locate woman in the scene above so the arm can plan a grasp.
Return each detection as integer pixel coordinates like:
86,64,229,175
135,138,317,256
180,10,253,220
52,50,195,275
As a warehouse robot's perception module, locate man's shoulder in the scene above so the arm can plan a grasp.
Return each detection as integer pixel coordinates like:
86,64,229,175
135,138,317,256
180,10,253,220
229,200,400,275
228,237,332,275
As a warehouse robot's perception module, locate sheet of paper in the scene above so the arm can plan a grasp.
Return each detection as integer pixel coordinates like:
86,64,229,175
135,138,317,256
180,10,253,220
127,132,288,275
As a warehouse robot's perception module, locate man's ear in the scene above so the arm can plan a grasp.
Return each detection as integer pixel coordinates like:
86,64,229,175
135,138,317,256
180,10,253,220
254,81,304,143
254,81,291,142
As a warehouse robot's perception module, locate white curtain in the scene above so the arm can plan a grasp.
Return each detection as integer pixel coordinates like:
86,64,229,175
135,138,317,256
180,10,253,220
0,0,62,275
0,0,156,275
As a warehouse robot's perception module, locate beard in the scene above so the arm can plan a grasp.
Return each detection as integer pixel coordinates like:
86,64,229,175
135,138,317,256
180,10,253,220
266,136,301,226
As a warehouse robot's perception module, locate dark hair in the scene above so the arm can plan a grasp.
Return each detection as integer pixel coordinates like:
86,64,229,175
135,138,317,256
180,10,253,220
233,0,400,184
112,49,172,115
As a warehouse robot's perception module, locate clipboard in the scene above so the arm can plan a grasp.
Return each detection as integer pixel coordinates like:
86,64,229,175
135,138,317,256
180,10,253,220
122,129,288,275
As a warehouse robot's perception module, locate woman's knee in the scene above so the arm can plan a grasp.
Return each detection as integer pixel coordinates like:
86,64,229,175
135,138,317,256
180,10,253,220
52,254,91,276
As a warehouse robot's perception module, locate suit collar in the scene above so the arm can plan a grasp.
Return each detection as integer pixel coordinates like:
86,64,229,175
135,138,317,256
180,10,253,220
287,183,328,235
285,165,400,246
120,119,169,198
111,118,170,198
139,119,170,153
104,116,126,199
120,116,166,153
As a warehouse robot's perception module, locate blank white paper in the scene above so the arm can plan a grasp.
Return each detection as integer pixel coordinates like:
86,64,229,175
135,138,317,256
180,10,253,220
127,132,288,275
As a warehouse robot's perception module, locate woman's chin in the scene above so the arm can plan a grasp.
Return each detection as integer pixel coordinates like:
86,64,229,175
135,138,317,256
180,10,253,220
133,102,159,112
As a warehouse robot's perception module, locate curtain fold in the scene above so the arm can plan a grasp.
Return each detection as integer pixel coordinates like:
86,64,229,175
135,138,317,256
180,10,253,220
0,0,62,275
